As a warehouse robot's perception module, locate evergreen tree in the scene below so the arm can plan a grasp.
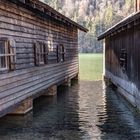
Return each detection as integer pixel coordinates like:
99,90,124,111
42,0,134,53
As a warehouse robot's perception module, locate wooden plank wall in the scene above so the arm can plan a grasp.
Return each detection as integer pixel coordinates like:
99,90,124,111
105,20,140,109
0,61,79,116
0,0,78,69
0,0,79,116
105,25,138,85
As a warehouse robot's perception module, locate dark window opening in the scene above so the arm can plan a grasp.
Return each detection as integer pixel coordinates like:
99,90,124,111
120,48,127,72
34,42,48,66
57,44,65,62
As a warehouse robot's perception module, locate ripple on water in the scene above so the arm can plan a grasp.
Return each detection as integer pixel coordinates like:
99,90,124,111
0,81,139,139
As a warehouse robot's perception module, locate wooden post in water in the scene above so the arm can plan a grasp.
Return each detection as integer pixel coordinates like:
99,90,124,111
10,98,33,115
102,40,106,80
73,74,79,80
62,78,71,87
43,85,57,96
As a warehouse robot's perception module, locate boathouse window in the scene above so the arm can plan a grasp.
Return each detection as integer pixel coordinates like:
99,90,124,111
0,38,16,72
34,42,48,66
120,48,127,72
48,40,53,52
57,44,65,62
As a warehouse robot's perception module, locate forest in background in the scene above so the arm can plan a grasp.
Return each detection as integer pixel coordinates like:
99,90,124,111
42,0,134,53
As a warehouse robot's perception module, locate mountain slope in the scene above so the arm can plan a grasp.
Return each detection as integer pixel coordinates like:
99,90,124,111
43,0,134,53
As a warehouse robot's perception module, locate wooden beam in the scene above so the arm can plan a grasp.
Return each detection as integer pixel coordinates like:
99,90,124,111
42,85,57,96
10,98,33,115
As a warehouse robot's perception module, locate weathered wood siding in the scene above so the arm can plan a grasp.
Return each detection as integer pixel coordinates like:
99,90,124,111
0,1,78,68
104,21,140,109
0,61,78,116
0,1,79,116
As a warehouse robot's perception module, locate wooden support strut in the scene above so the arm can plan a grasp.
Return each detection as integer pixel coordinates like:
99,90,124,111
10,98,33,115
43,85,57,96
72,74,79,80
62,78,71,87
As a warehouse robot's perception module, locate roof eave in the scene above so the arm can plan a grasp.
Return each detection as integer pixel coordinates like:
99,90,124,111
98,11,140,40
8,0,88,32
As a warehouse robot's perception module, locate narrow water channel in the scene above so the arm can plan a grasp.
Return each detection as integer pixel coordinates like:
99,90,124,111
0,81,140,140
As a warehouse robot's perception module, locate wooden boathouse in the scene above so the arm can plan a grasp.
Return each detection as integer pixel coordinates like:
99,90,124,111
98,0,140,110
0,0,87,117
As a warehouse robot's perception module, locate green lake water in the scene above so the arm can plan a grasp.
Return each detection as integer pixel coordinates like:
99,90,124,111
79,54,103,81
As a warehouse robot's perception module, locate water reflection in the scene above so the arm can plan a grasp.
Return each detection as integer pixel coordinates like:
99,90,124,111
0,81,140,139
98,85,140,140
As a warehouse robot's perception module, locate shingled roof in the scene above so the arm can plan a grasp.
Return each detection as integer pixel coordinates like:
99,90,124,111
8,0,88,32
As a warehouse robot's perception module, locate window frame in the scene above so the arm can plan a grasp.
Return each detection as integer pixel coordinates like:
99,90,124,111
0,38,16,72
57,44,65,63
34,42,48,66
120,48,127,72
38,43,45,65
